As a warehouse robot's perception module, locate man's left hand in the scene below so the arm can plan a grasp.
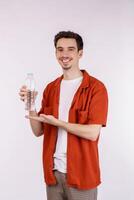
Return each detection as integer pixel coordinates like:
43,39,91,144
25,114,61,126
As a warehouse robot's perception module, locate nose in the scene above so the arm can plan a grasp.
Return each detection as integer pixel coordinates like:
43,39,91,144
61,50,70,57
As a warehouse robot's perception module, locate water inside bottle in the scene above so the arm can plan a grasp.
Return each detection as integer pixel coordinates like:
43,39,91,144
25,90,35,111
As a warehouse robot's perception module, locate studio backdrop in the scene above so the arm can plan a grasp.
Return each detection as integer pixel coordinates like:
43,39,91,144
0,0,133,200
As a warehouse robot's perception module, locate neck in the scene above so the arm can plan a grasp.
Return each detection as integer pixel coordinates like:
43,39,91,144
63,67,83,80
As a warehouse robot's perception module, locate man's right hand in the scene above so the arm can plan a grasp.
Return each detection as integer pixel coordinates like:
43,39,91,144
19,85,38,102
19,85,43,137
19,85,28,102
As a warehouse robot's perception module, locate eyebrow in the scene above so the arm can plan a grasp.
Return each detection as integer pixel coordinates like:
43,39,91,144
56,46,76,49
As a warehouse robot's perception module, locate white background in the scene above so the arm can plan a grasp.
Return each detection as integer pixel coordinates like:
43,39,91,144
0,0,133,199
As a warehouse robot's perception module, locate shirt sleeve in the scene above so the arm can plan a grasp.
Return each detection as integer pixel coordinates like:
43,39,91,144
88,83,108,127
38,86,48,116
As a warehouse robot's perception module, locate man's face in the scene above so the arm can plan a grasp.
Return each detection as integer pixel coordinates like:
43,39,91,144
55,38,83,70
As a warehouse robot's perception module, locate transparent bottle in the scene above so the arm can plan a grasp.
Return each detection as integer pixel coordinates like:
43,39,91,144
25,73,36,115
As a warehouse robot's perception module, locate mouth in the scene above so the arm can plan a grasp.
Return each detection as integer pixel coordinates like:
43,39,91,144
60,58,72,65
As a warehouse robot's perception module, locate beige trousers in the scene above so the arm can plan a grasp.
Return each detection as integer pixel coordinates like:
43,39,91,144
46,170,98,200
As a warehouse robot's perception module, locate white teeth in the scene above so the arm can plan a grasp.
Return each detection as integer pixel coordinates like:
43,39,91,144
62,59,70,63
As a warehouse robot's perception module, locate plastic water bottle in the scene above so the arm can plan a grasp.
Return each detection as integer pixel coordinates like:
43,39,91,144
25,73,36,114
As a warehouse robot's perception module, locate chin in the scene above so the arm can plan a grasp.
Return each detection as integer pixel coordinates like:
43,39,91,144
62,65,72,70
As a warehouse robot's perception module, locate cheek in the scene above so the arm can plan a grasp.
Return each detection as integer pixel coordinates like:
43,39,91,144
55,54,60,60
73,55,79,60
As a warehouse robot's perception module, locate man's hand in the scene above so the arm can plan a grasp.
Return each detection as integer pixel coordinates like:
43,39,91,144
25,114,101,141
19,86,42,137
25,114,61,127
19,85,38,102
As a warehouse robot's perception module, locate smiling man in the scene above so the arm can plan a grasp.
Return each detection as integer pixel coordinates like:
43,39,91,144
19,31,108,200
56,37,83,71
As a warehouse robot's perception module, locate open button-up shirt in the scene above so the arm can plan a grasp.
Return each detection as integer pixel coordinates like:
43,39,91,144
38,70,108,190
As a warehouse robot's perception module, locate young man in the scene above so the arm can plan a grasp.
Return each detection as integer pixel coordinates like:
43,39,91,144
19,31,108,200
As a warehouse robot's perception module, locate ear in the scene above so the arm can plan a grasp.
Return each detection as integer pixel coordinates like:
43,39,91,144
79,50,83,58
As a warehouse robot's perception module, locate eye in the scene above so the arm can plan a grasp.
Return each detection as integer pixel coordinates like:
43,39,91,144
57,48,63,52
68,48,75,52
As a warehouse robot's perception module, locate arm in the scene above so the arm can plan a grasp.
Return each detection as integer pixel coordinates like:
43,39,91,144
26,114,102,141
59,121,102,141
29,111,44,137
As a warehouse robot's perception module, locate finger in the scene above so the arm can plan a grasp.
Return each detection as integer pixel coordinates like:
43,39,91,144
20,97,25,101
40,114,47,118
20,89,27,93
19,92,27,101
19,86,28,92
25,115,44,122
21,85,27,89
25,115,39,120
19,91,26,96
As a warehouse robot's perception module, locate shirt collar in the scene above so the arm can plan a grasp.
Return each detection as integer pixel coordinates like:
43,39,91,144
54,69,90,89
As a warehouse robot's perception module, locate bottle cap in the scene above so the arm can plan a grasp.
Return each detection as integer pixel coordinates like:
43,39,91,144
27,73,33,77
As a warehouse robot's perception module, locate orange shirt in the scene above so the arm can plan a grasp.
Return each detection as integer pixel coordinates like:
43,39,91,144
38,70,108,189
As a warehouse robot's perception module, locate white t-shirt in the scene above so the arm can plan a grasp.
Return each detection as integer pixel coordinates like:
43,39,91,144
53,76,83,173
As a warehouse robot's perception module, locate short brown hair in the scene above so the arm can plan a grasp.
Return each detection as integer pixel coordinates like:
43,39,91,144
54,31,83,51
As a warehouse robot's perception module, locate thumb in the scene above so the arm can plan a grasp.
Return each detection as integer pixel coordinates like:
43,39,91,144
40,114,46,118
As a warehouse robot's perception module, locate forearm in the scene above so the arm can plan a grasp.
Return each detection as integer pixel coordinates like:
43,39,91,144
59,121,101,141
29,111,43,137
26,113,101,140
